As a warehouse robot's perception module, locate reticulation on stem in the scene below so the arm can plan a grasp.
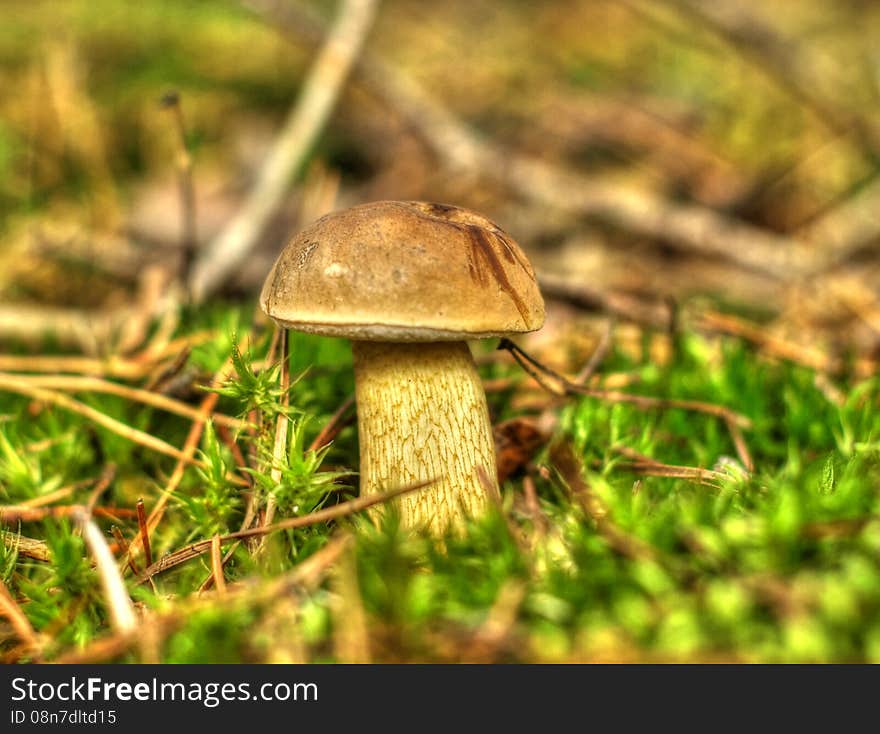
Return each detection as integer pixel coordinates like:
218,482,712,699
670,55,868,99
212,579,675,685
352,341,497,534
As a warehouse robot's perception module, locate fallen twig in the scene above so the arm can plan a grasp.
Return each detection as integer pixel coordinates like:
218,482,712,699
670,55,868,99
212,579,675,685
612,445,726,487
136,479,433,584
498,338,752,429
55,534,351,664
160,91,198,288
695,309,842,374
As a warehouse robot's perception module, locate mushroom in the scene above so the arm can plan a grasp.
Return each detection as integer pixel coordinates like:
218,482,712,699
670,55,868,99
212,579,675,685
260,201,544,533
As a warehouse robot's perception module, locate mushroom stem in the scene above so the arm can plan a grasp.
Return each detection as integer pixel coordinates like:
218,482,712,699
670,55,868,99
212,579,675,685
352,340,498,534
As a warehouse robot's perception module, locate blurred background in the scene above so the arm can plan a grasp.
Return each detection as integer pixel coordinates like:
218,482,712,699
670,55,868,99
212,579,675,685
0,0,878,373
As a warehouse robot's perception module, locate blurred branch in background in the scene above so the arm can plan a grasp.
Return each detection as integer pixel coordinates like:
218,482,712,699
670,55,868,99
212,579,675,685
0,0,877,370
188,0,379,302
248,0,808,280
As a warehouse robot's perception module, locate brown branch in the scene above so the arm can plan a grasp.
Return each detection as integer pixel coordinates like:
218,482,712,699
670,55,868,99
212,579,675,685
498,338,752,429
695,309,843,374
308,393,356,452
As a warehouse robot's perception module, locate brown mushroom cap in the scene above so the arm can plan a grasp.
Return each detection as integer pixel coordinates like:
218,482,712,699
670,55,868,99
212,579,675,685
260,200,545,341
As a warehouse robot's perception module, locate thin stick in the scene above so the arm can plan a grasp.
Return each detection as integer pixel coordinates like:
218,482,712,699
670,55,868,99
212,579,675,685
160,91,198,288
612,446,725,487
574,320,614,385
725,417,754,473
3,374,242,429
0,578,41,651
263,329,290,529
77,510,137,634
210,535,227,595
136,479,433,583
84,464,117,514
0,375,206,466
136,499,152,569
190,0,380,300
307,393,355,451
111,527,141,576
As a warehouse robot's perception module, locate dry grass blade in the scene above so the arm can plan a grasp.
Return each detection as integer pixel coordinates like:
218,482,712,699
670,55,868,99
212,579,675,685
124,350,238,569
2,373,243,429
136,479,434,583
1,505,136,523
77,509,137,634
612,445,727,487
263,329,290,530
56,535,352,664
210,535,227,595
136,499,152,569
0,374,206,466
